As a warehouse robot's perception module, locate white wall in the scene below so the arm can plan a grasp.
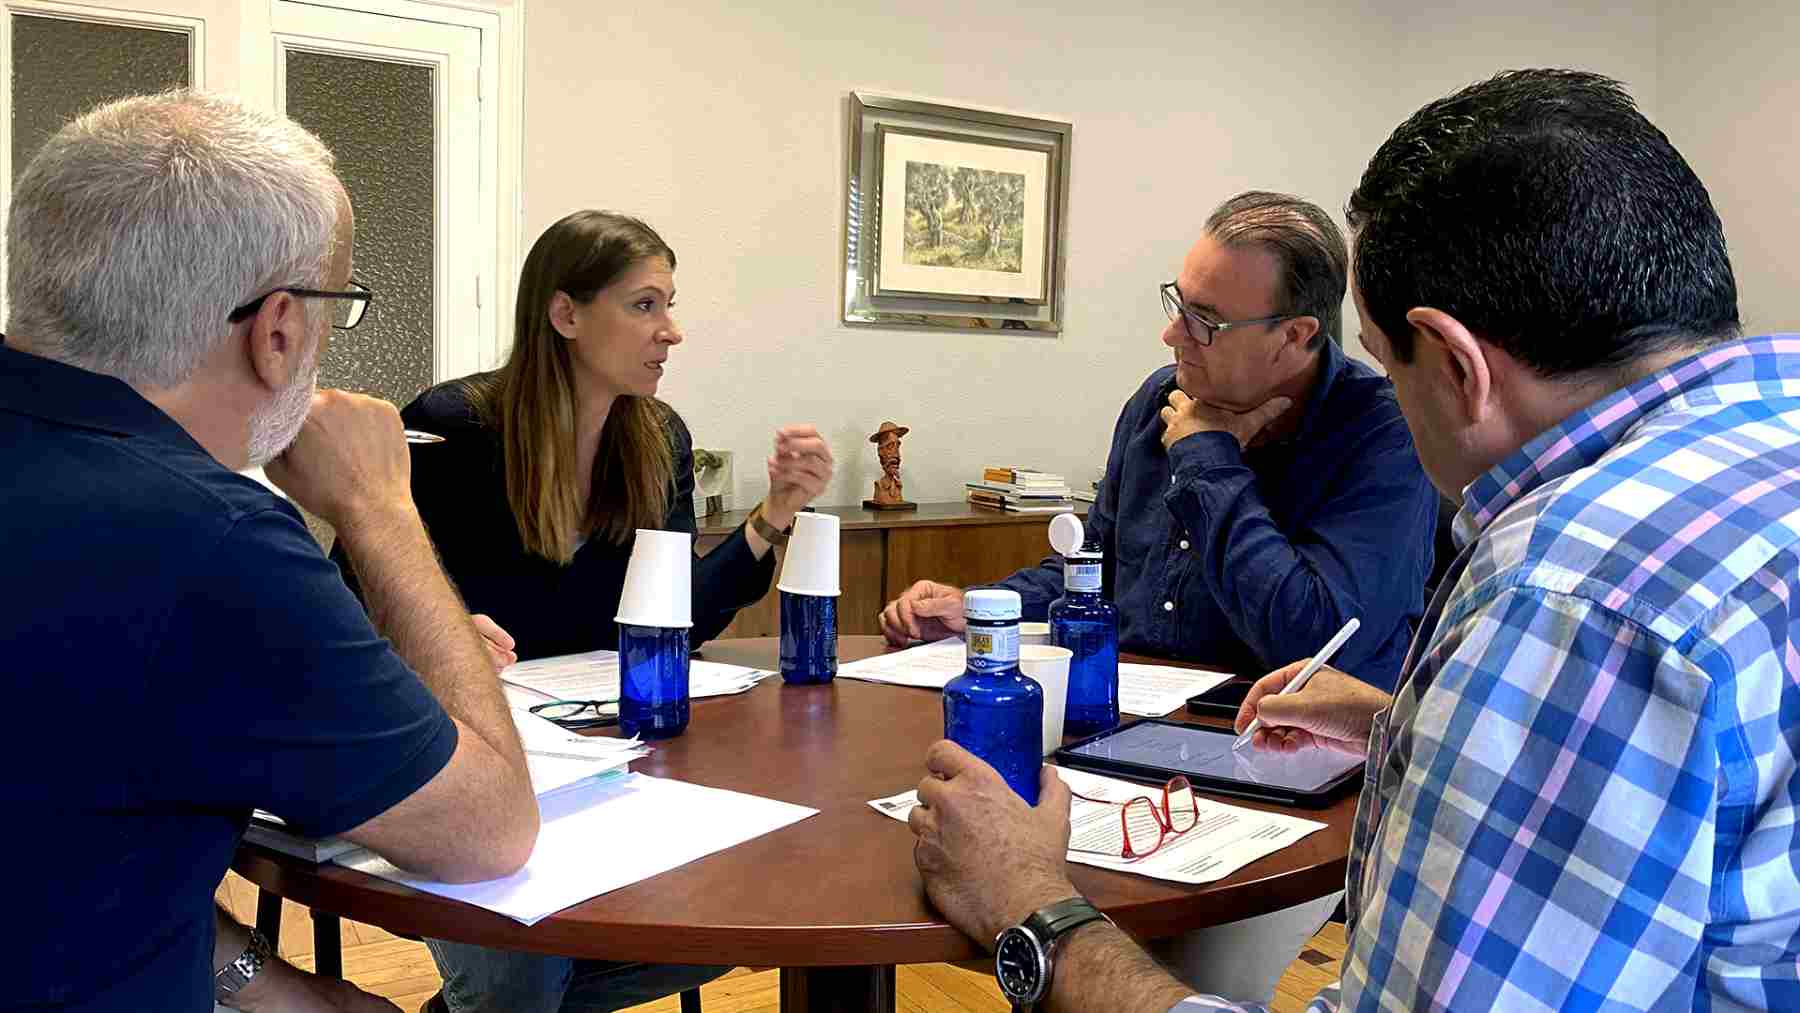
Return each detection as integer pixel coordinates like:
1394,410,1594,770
515,0,1661,509
1658,0,1800,338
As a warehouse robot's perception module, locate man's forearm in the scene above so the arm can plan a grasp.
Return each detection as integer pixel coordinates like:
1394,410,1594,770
336,506,525,775
1046,921,1195,1013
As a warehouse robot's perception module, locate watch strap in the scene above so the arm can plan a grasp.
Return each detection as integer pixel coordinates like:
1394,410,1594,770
1023,896,1109,943
214,927,272,1001
748,506,792,547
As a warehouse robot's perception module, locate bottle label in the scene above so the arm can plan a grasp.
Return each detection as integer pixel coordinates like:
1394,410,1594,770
966,623,1020,673
1065,562,1102,593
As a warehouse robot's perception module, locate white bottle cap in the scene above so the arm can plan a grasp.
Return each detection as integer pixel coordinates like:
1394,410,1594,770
964,588,1022,622
1048,512,1085,556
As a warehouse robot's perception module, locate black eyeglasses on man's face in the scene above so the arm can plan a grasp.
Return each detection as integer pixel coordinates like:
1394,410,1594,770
1159,280,1300,347
228,280,372,330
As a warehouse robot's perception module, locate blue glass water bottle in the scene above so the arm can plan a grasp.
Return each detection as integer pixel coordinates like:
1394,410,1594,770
1050,547,1119,736
618,623,690,739
944,589,1044,804
779,591,837,684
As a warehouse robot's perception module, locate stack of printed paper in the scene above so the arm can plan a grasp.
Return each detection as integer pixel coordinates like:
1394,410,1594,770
246,710,645,863
500,649,774,710
511,707,648,796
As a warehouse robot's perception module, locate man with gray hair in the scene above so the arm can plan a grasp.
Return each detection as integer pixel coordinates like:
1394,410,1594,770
882,192,1438,692
2,90,539,1011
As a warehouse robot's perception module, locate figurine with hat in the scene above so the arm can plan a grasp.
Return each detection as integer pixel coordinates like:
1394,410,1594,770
863,420,916,511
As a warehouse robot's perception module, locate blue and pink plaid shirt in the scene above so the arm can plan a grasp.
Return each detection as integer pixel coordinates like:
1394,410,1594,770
1178,335,1800,1012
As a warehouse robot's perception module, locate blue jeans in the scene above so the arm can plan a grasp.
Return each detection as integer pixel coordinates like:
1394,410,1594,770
425,938,729,1013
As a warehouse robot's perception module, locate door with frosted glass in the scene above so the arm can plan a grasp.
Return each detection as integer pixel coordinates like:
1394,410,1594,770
271,1,485,411
2,3,210,322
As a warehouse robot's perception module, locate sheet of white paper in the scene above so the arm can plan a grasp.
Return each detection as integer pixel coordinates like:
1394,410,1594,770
834,638,968,689
1116,663,1235,717
501,650,772,704
336,773,817,925
836,641,1232,717
868,766,1326,886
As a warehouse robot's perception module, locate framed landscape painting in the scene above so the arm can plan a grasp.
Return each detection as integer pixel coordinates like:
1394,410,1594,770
872,125,1053,303
841,93,1071,333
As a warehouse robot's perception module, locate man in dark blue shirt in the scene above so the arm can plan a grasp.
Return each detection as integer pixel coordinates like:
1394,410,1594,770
881,191,1437,691
2,91,538,1012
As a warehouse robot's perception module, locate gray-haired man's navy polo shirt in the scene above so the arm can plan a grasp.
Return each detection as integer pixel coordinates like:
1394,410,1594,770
0,341,457,1012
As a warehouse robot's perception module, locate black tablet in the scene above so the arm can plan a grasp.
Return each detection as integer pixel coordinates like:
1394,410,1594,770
1053,719,1362,808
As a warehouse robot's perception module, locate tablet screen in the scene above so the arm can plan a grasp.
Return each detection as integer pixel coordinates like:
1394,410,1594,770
1062,722,1361,793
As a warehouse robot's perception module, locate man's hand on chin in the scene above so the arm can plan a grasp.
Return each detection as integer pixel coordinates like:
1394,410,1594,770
1160,388,1294,451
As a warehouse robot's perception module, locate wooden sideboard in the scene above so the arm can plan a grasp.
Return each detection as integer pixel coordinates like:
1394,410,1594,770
695,501,1087,638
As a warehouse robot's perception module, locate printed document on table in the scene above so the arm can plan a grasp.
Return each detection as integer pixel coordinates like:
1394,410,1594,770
337,773,817,925
835,637,967,689
1117,663,1234,717
836,640,1233,715
500,649,773,709
868,766,1326,886
511,707,649,796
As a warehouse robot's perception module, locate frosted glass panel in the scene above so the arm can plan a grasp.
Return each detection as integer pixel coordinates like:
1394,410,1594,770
286,52,435,408
9,15,190,178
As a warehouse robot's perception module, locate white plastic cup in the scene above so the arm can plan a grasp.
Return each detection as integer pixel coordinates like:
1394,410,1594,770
1019,644,1073,755
615,529,694,628
1019,621,1052,646
777,512,841,597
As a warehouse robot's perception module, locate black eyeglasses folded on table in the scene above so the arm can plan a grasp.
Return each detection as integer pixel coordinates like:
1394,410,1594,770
528,699,619,730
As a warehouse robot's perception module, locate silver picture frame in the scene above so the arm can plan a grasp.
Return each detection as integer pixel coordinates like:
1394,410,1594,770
842,92,1072,333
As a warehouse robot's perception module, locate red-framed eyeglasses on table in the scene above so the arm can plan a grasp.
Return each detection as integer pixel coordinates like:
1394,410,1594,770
1067,776,1200,861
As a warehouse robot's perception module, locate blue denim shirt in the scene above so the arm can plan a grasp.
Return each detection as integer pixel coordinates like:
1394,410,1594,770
999,339,1436,689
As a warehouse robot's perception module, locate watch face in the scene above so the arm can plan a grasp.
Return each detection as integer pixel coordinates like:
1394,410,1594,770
994,928,1046,1003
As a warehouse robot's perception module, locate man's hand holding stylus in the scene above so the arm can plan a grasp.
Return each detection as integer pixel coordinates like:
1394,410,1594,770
1234,662,1394,756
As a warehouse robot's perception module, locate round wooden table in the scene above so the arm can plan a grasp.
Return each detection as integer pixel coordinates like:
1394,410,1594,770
233,636,1354,1012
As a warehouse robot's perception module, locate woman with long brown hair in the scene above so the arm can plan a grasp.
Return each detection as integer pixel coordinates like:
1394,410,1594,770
336,210,831,1012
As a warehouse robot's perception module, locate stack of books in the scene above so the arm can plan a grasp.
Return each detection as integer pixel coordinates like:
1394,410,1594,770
967,467,1075,513
1073,475,1100,504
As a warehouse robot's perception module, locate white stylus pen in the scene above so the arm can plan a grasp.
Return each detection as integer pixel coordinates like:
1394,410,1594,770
1233,616,1360,751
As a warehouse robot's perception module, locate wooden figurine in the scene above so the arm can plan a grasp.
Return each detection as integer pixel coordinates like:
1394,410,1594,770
862,420,917,511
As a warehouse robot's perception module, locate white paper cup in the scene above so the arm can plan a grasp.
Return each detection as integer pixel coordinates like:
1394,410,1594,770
776,512,841,597
615,529,694,628
1020,621,1052,646
1020,644,1073,755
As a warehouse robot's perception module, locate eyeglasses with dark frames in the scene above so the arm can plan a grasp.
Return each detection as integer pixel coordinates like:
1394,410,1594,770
1159,280,1301,347
527,698,619,730
228,280,372,330
1067,775,1200,862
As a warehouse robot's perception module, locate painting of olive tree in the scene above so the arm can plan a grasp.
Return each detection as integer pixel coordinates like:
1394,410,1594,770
902,162,1025,273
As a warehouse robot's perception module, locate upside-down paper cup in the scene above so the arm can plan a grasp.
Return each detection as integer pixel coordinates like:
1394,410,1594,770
615,529,694,628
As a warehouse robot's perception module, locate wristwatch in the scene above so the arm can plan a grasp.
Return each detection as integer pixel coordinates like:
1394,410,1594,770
214,927,272,1004
993,897,1110,1011
748,505,793,547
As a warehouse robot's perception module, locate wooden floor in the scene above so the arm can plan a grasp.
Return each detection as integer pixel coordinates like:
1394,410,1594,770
217,872,1345,1012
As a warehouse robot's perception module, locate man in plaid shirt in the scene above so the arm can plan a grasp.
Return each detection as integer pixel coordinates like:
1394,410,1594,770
907,69,1799,1011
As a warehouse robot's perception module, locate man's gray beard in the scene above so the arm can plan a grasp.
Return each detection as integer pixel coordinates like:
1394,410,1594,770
245,341,319,467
